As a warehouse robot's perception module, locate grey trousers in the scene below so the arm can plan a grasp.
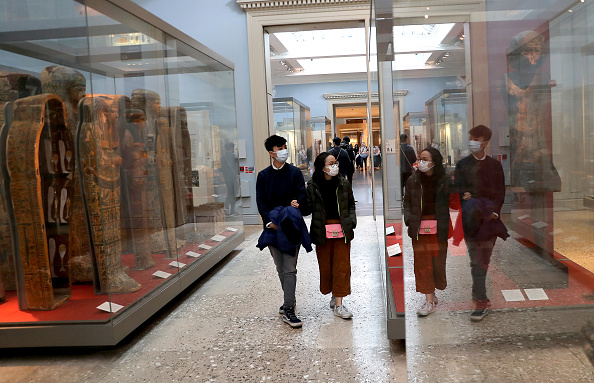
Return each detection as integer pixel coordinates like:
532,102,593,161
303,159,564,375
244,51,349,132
269,246,299,308
466,237,497,302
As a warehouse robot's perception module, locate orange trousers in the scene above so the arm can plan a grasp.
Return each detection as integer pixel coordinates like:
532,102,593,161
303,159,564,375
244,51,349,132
412,233,447,294
315,220,351,297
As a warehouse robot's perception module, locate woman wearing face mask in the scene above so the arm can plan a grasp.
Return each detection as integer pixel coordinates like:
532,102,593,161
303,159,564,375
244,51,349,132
306,152,357,319
403,147,452,317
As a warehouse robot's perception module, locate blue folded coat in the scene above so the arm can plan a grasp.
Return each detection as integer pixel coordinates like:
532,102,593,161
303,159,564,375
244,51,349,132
257,206,313,254
461,197,509,242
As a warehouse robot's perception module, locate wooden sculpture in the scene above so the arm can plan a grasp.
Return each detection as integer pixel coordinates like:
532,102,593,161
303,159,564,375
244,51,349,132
156,117,177,256
121,107,155,270
6,94,72,310
41,66,92,283
131,89,167,254
78,96,141,293
0,72,41,302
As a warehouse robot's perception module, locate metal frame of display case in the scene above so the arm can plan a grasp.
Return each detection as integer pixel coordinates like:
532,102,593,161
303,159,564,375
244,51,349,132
0,0,244,348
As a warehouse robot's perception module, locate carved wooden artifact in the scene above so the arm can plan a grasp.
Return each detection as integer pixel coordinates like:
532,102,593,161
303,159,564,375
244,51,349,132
79,95,141,293
156,117,177,255
6,94,72,310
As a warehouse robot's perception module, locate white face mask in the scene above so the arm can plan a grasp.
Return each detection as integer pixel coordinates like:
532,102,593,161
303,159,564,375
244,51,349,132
468,140,483,154
274,148,289,163
324,164,339,177
418,160,434,173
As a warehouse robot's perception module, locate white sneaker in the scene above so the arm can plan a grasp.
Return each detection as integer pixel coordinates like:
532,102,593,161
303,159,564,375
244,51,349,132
417,301,436,316
333,304,353,319
329,295,336,309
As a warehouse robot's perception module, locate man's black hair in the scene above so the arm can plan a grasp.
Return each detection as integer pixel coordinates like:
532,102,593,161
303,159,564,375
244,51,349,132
333,137,341,146
342,136,350,143
264,134,287,152
468,125,492,141
400,133,408,143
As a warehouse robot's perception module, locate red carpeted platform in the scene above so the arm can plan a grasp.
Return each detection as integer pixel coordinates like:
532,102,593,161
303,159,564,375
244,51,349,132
0,229,238,324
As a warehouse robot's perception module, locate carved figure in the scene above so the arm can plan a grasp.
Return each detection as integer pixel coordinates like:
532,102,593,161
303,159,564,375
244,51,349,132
0,72,41,301
156,116,177,255
41,66,92,283
6,94,72,309
121,107,156,269
131,89,167,253
79,96,141,293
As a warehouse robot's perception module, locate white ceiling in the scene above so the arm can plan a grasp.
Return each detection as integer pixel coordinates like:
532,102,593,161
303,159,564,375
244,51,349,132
269,22,466,85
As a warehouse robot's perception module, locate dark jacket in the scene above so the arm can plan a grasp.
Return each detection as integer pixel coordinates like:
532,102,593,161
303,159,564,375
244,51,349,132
400,143,417,175
329,146,354,177
306,175,356,246
256,163,310,228
403,171,452,242
257,206,313,254
461,197,509,242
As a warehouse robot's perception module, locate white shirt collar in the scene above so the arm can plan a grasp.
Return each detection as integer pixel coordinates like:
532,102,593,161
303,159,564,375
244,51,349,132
272,161,286,170
472,152,487,161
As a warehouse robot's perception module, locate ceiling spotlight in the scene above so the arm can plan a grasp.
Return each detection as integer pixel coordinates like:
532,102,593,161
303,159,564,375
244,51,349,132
426,7,430,10
280,60,287,66
425,14,429,19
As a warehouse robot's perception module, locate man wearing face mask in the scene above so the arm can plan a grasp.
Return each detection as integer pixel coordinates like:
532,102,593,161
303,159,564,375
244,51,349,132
454,125,508,322
256,135,311,328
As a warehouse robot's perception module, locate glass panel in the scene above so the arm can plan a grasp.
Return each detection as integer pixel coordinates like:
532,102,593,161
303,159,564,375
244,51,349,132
272,97,311,180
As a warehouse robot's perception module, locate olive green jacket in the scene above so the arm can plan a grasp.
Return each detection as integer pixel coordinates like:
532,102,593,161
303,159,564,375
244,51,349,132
306,176,357,246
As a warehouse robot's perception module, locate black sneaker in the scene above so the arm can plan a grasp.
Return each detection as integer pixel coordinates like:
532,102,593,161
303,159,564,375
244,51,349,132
470,307,489,322
282,307,302,328
278,303,296,315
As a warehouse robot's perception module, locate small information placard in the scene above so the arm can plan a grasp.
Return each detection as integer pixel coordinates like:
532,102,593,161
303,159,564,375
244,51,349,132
211,235,226,242
153,270,172,279
186,251,201,258
385,226,395,235
97,302,124,313
532,221,548,229
169,261,186,268
387,243,402,257
199,244,212,250
517,215,530,220
226,227,238,232
501,289,525,302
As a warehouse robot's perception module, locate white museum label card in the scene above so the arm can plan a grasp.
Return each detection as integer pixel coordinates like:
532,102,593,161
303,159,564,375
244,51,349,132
226,227,238,232
211,235,226,242
169,261,186,268
186,251,201,258
532,221,548,229
387,243,402,257
199,244,212,250
97,302,124,313
385,226,395,235
153,270,172,279
524,288,549,301
517,215,530,220
501,289,525,302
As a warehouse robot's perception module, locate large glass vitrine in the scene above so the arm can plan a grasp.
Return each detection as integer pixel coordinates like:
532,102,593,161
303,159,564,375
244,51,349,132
425,89,467,167
272,97,312,179
0,0,243,347
310,116,331,164
403,111,428,155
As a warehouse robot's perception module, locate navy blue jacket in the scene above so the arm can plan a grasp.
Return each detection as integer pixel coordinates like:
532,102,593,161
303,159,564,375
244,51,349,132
256,163,310,228
461,197,509,242
257,206,313,254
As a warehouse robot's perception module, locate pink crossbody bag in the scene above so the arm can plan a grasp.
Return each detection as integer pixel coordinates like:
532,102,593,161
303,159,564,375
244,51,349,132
418,220,437,235
325,224,344,238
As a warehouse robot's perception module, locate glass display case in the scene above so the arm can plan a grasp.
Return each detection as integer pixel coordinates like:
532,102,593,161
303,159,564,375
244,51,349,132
425,89,467,167
310,116,331,166
272,97,312,179
402,112,428,155
0,0,244,347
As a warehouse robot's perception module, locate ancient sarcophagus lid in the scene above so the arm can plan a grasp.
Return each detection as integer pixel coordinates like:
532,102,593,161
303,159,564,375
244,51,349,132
6,94,72,310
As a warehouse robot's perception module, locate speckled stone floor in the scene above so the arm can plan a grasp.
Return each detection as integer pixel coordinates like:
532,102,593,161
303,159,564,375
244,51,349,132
0,215,407,383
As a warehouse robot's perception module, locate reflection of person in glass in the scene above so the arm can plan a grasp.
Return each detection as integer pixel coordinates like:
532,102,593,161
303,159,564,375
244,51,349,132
501,30,561,226
454,125,508,322
222,141,238,216
400,133,417,196
404,148,451,317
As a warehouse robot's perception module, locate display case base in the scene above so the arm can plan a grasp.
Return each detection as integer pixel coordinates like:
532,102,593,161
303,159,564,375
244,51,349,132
0,230,244,348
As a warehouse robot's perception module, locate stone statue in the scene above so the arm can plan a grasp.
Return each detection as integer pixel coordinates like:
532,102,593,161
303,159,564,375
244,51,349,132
78,95,141,293
41,66,92,282
6,94,72,309
131,89,167,253
121,106,156,270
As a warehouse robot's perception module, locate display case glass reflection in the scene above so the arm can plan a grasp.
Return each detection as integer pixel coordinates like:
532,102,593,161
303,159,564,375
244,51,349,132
273,97,312,180
0,0,242,331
